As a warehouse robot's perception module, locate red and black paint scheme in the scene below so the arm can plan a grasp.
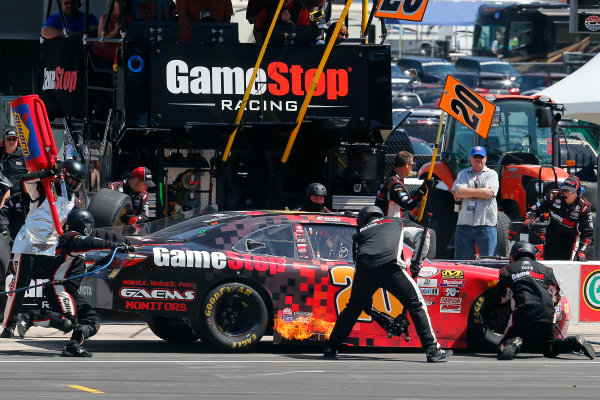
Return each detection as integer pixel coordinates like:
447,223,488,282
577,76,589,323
79,211,570,352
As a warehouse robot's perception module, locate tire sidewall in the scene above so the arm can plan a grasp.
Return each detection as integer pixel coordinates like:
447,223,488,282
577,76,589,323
467,290,504,352
200,283,268,352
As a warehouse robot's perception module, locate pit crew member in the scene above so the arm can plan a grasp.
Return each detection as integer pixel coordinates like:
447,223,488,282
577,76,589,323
108,166,155,225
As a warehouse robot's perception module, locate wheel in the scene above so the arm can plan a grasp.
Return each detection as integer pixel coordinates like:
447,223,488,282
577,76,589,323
146,315,200,343
199,282,268,352
496,211,510,257
87,188,132,229
467,289,511,352
422,188,457,258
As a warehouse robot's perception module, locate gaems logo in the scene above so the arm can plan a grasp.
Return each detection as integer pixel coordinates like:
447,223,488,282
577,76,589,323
153,247,227,269
120,287,196,301
166,60,350,100
42,67,79,93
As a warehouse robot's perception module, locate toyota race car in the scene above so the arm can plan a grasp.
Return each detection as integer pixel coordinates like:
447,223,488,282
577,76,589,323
78,210,570,352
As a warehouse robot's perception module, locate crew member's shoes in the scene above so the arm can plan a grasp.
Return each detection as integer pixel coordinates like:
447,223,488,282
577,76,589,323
0,326,15,338
574,335,596,360
61,341,93,357
323,347,337,359
16,313,33,339
498,337,523,360
427,348,453,363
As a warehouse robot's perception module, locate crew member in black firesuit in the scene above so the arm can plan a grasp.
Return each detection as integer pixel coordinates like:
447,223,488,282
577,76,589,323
0,129,28,240
108,166,155,224
323,205,452,362
523,176,593,261
496,241,595,360
375,151,436,260
1,159,85,338
297,182,331,212
17,209,132,357
375,151,436,218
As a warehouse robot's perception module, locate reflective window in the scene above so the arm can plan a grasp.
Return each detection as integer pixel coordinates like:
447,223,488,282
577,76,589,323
304,225,355,262
233,224,298,259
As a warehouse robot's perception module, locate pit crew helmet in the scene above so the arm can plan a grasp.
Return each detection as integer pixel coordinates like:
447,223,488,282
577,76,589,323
306,182,327,197
509,241,537,262
67,209,94,235
357,205,384,228
63,159,85,193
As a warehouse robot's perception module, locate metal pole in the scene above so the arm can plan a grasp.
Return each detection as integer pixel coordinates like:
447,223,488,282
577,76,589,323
417,111,446,222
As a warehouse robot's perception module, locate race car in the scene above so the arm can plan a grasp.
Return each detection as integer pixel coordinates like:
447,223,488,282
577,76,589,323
79,210,570,352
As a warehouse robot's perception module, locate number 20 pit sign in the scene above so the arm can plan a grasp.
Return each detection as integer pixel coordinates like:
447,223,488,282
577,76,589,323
439,75,496,139
375,0,429,22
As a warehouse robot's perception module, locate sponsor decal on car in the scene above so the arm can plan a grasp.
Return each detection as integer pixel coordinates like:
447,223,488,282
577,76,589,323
440,278,465,287
442,270,464,279
418,267,439,278
444,287,460,297
119,287,196,301
420,288,439,296
153,248,227,268
440,297,462,304
416,278,437,288
440,304,461,313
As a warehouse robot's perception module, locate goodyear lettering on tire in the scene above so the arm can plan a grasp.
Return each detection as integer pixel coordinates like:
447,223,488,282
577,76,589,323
472,296,485,324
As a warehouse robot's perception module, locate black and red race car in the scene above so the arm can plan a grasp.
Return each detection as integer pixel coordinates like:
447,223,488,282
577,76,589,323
80,210,570,352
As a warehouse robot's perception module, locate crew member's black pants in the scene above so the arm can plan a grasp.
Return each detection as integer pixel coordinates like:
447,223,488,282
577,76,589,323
500,321,583,357
543,235,575,261
327,263,438,353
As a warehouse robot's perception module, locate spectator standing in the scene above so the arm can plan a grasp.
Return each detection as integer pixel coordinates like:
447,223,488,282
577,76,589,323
452,146,499,259
253,0,310,43
41,0,99,39
523,176,593,261
177,0,234,42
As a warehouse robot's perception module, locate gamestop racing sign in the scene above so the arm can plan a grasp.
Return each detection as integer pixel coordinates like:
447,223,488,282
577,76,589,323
149,43,391,126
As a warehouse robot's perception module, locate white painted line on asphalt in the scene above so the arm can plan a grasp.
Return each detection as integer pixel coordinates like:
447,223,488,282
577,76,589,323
215,370,325,378
1,359,597,364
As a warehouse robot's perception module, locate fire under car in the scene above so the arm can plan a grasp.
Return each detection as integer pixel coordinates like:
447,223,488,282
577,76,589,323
78,210,570,352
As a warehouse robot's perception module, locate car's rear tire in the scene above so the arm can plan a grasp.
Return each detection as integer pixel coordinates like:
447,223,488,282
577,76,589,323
198,282,268,352
467,289,511,352
146,315,201,343
496,211,510,257
87,188,132,229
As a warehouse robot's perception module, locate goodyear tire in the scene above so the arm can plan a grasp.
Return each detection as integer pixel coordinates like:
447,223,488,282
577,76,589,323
496,211,510,257
467,289,510,352
146,315,201,343
87,188,133,229
199,282,268,352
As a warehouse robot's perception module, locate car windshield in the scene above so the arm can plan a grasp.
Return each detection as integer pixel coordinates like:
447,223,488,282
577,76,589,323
422,62,458,75
479,61,517,75
411,139,434,155
391,64,405,79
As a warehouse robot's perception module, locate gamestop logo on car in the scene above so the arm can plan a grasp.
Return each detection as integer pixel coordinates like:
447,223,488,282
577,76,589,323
153,248,227,269
165,60,350,111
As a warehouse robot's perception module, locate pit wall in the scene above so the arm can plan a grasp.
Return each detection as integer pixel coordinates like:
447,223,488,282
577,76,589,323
547,261,600,324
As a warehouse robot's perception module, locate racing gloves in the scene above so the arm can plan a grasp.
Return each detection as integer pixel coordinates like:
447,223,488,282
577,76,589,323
416,178,438,196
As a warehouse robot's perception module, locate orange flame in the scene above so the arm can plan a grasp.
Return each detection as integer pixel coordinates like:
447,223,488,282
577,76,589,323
274,317,336,340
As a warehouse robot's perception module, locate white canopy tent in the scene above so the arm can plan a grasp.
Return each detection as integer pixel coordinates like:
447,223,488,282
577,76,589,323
538,53,600,124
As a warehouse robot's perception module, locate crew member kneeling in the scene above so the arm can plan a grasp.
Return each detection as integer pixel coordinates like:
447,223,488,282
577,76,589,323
323,206,452,362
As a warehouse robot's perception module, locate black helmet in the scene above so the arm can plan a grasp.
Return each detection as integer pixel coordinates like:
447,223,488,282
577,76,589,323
357,205,384,228
67,209,94,235
306,182,327,197
509,241,537,262
63,159,85,193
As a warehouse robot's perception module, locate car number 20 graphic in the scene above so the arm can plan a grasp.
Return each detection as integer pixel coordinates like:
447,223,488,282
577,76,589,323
375,0,429,22
439,75,496,139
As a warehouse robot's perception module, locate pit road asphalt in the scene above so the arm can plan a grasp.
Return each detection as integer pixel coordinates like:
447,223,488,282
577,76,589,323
0,324,598,399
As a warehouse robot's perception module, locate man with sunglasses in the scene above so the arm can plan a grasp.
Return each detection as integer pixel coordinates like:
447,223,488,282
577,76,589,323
523,176,593,261
0,130,28,240
452,146,499,259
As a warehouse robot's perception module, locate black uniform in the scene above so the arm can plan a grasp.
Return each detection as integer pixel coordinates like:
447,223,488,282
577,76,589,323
108,180,150,223
375,174,426,218
525,189,593,260
0,147,28,238
326,217,440,354
497,257,594,357
28,230,121,342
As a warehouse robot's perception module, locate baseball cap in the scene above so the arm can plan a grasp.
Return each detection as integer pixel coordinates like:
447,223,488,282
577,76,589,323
132,167,156,188
560,176,580,194
3,129,18,139
471,146,487,157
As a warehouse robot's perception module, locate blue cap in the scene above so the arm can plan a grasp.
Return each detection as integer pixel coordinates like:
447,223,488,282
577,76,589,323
471,146,487,157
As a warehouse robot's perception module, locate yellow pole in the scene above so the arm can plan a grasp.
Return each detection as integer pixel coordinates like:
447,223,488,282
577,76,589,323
417,110,446,222
222,0,286,162
281,1,353,163
362,0,368,40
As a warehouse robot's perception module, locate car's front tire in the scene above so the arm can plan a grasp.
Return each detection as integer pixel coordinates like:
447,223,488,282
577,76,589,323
467,289,511,352
198,282,268,352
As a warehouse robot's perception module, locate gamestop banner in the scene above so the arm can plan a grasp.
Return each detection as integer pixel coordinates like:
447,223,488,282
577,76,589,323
144,43,391,127
39,37,86,118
